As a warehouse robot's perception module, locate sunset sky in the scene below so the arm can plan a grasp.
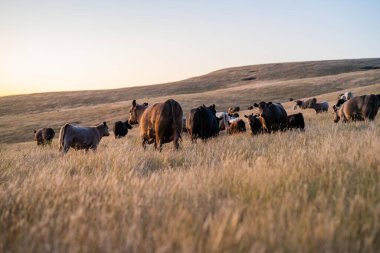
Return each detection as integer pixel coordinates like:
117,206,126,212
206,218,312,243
1,0,379,96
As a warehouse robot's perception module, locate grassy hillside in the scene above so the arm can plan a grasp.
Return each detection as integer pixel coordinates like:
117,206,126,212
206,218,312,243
1,58,380,143
1,109,380,253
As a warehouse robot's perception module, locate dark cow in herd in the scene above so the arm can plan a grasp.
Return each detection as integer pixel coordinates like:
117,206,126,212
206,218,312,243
245,114,266,135
253,102,288,132
59,122,110,154
291,98,317,110
228,106,240,114
287,113,305,130
135,99,183,150
34,128,55,145
186,104,219,142
113,120,133,138
333,95,380,123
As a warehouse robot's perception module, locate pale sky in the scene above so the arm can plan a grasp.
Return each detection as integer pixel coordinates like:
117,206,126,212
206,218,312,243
0,0,379,96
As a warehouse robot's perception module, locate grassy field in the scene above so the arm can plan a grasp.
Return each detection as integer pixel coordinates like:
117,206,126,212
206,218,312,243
1,59,380,252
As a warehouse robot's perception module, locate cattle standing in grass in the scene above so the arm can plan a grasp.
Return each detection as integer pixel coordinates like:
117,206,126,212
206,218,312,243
128,100,149,125
187,104,219,142
59,122,110,154
291,98,317,110
333,95,380,123
287,113,305,130
244,114,266,135
139,99,183,150
228,106,240,114
311,101,329,113
216,112,230,131
228,119,246,135
113,120,133,138
34,128,55,145
335,91,354,108
253,102,287,132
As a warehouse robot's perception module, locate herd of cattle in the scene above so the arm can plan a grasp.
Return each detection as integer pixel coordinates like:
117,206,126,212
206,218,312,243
33,92,380,153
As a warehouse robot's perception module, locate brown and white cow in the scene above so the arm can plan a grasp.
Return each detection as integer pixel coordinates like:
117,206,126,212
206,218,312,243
59,122,110,154
34,128,55,145
227,119,246,135
333,94,380,123
140,99,183,150
244,114,266,135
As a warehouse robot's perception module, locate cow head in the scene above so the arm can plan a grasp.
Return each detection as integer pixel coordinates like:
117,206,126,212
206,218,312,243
129,100,148,125
253,101,272,119
207,104,216,114
102,122,110,136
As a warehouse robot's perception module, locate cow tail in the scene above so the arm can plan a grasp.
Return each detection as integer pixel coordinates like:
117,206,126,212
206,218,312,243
59,124,69,151
170,100,182,141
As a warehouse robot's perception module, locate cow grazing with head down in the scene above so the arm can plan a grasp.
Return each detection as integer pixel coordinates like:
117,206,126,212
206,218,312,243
187,104,219,142
335,91,354,108
34,128,55,145
311,101,329,113
113,120,133,138
253,101,287,132
128,100,149,125
287,113,305,130
59,122,110,154
291,98,317,110
244,114,266,135
139,99,183,151
228,119,246,135
333,94,380,123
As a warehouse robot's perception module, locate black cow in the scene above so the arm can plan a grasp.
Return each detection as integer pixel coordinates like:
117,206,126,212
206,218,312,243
186,104,219,142
287,113,305,130
34,128,55,145
113,120,133,138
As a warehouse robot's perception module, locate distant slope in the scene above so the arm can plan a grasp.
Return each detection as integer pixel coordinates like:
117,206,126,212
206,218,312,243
1,58,380,144
1,58,379,117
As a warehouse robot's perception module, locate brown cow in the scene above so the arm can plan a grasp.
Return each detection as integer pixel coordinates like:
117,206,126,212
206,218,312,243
333,95,380,123
139,99,183,151
59,122,110,154
244,114,267,135
128,100,149,125
227,119,246,135
34,128,55,145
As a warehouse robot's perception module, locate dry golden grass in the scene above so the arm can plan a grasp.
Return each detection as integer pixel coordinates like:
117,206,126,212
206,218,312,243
1,59,380,252
1,107,380,253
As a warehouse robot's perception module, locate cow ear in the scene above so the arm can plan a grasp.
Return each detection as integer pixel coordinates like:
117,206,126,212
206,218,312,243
103,121,107,126
212,104,215,109
132,100,136,106
253,103,259,107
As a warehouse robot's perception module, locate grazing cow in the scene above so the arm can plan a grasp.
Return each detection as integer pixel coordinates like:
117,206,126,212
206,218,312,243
113,120,133,138
335,91,354,108
187,104,219,142
128,100,149,125
34,128,55,145
311,101,329,113
253,101,287,132
338,91,354,101
291,98,317,110
228,106,240,114
333,95,380,123
140,99,183,150
244,114,266,135
59,122,110,154
287,113,305,130
228,119,246,135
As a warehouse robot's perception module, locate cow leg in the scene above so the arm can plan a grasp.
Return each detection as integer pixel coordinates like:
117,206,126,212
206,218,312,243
142,137,147,150
173,131,180,150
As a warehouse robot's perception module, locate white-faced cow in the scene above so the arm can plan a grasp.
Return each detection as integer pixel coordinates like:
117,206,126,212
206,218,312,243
59,122,110,154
